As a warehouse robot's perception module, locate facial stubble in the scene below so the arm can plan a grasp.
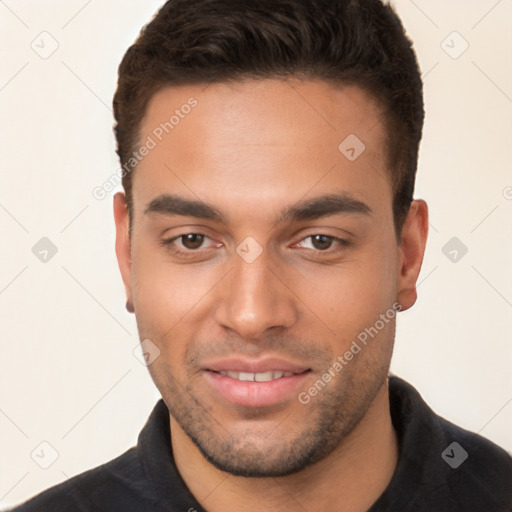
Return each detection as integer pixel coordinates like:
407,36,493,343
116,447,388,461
148,340,393,478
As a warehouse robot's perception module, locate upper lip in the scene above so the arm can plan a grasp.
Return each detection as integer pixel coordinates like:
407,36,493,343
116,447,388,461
204,358,310,374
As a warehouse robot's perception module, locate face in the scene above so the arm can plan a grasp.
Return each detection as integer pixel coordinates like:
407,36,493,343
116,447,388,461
114,78,427,477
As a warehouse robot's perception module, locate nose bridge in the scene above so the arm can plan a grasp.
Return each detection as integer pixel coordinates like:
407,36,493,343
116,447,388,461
215,246,297,338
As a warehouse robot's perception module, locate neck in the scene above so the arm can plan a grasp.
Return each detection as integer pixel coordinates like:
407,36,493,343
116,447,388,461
171,380,398,512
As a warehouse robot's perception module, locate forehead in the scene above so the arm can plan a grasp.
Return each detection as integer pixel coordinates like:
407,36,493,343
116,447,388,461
141,78,386,148
133,78,391,221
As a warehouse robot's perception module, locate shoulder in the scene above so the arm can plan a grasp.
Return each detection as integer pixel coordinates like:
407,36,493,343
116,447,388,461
10,447,145,512
437,415,512,510
387,376,512,511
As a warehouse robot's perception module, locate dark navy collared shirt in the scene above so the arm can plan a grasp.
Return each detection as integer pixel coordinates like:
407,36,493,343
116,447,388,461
11,376,512,512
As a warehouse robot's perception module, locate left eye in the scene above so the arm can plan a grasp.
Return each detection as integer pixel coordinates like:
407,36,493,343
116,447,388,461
296,235,349,251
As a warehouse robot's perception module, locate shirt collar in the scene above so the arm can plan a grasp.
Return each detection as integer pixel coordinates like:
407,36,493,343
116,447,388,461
133,376,475,511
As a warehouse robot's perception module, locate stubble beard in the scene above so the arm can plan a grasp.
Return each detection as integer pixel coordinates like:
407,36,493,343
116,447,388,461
154,357,390,478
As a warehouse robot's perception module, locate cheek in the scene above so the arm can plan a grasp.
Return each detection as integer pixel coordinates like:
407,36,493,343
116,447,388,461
305,238,398,339
357,227,398,301
357,250,397,308
130,260,203,379
129,243,223,335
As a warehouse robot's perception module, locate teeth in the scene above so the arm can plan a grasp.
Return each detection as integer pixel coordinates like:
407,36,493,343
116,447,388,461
218,371,294,381
255,371,274,382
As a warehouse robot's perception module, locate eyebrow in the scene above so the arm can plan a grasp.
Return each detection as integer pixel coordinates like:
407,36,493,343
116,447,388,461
144,193,372,224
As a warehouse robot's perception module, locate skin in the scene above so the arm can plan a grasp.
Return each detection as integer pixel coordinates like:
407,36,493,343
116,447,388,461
114,78,428,512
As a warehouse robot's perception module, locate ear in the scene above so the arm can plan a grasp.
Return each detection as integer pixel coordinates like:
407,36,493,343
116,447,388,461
113,192,133,312
396,199,429,311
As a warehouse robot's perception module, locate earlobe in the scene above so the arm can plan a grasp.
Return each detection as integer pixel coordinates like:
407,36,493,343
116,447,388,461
126,300,135,313
113,192,133,312
396,200,429,312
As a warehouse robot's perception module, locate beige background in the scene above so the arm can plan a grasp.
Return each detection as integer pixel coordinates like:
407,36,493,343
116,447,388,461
1,0,511,508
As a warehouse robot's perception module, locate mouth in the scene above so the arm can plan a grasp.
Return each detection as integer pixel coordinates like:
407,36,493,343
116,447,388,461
202,359,312,407
212,370,299,382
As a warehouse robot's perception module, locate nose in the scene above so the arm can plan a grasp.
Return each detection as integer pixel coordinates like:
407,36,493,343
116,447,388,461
214,249,298,340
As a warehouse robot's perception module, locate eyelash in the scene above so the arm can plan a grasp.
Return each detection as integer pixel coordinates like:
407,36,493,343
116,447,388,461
159,233,351,259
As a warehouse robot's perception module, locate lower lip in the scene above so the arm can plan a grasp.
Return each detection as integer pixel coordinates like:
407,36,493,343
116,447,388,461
203,370,310,407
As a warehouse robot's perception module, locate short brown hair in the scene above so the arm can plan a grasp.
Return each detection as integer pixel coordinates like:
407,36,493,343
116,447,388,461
113,0,424,237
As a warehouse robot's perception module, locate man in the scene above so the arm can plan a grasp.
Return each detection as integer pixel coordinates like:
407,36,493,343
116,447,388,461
12,0,512,510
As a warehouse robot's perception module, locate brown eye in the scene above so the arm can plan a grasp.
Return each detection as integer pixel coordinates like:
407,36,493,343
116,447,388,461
310,235,333,251
295,234,351,254
180,233,205,249
160,232,221,261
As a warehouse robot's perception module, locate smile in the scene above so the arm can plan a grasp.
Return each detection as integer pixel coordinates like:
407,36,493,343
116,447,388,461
204,368,311,407
214,370,296,381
